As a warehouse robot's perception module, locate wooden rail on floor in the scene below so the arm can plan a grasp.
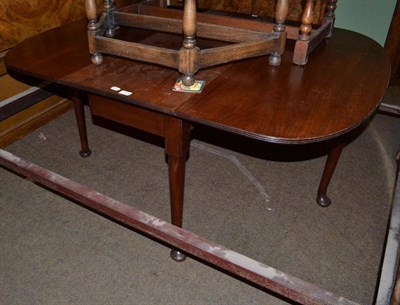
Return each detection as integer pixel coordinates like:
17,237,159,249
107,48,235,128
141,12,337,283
1,147,397,305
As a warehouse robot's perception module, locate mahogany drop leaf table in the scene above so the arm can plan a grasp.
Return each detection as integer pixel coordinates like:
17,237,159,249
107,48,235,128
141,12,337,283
5,17,390,262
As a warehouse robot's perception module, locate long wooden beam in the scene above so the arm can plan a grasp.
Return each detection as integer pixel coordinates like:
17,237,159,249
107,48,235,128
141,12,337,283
134,4,304,39
115,12,277,43
95,35,179,68
0,148,359,305
199,36,279,68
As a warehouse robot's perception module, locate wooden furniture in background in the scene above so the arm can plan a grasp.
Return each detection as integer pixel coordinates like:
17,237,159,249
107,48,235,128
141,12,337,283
86,0,338,85
170,0,327,23
167,0,338,65
385,0,400,86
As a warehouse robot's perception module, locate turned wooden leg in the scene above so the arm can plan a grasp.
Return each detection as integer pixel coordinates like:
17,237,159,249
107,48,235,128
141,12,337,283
71,92,91,158
103,0,116,38
86,0,103,65
269,0,288,66
325,0,338,37
299,0,314,41
165,117,191,262
318,0,328,24
293,0,314,65
316,142,345,207
179,0,198,86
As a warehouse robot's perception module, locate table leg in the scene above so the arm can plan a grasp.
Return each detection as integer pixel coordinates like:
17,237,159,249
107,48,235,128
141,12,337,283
71,92,91,158
316,141,345,207
165,117,191,262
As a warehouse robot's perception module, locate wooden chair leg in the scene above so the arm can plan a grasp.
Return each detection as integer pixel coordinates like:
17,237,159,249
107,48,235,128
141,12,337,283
293,0,314,65
316,141,345,207
325,0,338,37
269,0,288,66
318,0,328,24
299,0,315,41
71,91,91,158
86,0,103,64
104,0,116,38
179,0,198,86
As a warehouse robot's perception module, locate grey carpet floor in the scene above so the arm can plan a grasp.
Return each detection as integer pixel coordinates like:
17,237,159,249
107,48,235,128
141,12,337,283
1,86,400,305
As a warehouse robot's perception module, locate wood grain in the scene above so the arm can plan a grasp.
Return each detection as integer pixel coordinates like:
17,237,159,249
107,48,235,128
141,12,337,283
174,31,390,143
0,0,102,51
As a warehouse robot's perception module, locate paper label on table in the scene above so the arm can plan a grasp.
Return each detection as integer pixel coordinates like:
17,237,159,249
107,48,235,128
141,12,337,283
110,86,121,91
119,90,132,96
173,79,205,93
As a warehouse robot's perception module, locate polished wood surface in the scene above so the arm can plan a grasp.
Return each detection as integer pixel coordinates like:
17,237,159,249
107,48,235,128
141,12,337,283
6,20,388,144
176,30,389,143
5,21,90,83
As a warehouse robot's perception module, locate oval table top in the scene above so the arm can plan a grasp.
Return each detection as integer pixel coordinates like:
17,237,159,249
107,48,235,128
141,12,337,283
5,20,391,144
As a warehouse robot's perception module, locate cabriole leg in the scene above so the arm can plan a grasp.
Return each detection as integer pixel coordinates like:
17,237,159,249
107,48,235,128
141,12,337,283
316,142,345,207
71,91,91,158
